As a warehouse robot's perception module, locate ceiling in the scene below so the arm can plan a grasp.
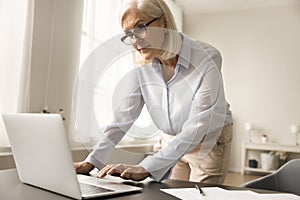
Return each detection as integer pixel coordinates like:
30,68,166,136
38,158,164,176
174,0,300,14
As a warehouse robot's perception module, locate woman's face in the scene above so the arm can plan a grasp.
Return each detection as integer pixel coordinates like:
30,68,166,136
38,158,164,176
121,10,166,61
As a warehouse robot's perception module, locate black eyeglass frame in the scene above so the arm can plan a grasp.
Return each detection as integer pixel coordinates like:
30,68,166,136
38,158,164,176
121,16,162,45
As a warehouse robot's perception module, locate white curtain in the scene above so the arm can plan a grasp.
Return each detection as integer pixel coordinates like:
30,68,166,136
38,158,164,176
0,0,34,147
79,0,123,64
74,0,129,146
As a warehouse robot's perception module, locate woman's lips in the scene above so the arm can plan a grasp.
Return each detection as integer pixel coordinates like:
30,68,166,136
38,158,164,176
138,46,151,53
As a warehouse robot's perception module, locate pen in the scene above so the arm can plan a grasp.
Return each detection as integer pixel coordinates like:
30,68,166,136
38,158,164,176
195,184,206,196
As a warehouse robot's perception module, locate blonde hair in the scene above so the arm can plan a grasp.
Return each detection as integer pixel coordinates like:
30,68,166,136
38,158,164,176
120,0,182,62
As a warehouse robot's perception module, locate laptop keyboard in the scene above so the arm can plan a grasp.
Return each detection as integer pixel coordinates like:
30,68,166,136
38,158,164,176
79,182,114,195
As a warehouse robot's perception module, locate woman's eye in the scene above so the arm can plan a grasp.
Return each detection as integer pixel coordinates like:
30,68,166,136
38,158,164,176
136,24,145,29
134,25,146,35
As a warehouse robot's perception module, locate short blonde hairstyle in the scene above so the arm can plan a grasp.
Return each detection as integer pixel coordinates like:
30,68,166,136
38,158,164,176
120,0,182,61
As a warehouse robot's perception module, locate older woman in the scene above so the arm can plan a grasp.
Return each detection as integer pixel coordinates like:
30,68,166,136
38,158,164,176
75,0,233,184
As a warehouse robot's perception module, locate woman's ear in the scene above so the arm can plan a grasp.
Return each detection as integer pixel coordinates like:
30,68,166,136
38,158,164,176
162,15,168,28
161,16,169,34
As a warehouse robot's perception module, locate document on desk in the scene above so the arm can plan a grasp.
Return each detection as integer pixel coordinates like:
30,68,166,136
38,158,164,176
261,193,300,200
160,187,300,200
160,187,258,200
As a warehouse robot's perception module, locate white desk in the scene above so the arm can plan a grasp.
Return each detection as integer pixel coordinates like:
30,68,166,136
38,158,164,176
241,142,300,174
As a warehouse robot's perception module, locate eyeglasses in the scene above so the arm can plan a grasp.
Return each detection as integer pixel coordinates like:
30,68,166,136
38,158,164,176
121,17,161,45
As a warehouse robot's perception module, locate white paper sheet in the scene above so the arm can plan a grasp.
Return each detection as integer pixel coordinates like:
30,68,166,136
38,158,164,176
160,188,202,200
160,187,258,200
260,193,300,200
160,187,300,200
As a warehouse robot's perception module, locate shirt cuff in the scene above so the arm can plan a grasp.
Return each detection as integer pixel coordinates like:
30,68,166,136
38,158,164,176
139,155,176,182
85,153,106,170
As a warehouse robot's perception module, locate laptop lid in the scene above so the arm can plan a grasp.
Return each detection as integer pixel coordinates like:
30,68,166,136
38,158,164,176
2,113,83,199
3,113,143,199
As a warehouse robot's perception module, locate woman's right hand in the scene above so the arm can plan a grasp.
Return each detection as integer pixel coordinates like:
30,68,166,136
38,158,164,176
74,161,94,174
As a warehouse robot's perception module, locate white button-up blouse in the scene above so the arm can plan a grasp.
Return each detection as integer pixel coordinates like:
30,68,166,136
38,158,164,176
85,33,233,182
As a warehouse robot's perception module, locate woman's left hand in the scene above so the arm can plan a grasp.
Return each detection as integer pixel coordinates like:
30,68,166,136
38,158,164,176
97,164,150,181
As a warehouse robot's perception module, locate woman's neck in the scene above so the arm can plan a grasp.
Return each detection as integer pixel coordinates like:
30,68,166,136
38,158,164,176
158,55,179,70
157,55,179,82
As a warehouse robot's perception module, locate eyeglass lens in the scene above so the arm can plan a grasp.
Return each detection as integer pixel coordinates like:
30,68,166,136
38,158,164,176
121,17,161,45
122,25,147,45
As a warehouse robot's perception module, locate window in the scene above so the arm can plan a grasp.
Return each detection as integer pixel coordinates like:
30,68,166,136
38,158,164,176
75,0,183,147
75,0,158,147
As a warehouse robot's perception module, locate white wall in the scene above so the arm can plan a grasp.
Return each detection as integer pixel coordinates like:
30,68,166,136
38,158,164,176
184,5,300,172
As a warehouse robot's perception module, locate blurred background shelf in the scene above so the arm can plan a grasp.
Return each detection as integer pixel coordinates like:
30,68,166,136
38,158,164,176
241,142,300,174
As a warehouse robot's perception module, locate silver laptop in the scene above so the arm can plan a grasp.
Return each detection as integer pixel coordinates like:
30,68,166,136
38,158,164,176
2,113,142,199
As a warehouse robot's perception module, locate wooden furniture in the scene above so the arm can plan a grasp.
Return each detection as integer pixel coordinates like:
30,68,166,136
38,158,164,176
241,142,300,174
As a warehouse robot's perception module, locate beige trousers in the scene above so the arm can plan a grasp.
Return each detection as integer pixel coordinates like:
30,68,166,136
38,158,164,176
158,125,233,184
